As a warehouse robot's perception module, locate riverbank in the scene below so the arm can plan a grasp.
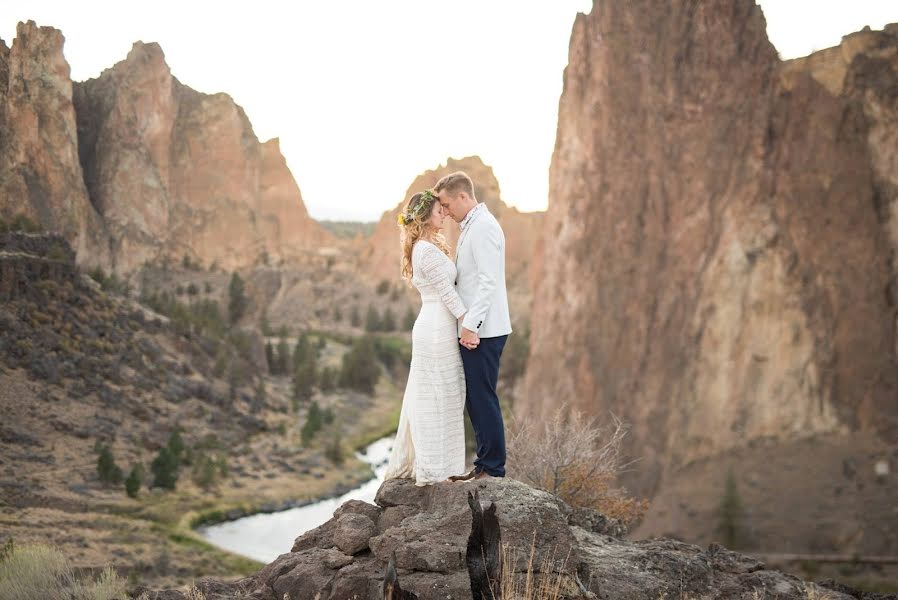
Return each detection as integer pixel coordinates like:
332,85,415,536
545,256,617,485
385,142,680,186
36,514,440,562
0,367,404,592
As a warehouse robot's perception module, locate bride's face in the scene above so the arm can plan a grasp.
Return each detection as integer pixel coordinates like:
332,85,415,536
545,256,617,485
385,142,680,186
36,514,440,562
428,201,446,230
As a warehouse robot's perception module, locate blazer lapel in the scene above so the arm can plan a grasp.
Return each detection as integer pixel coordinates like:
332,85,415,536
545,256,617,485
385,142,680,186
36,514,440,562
455,205,488,265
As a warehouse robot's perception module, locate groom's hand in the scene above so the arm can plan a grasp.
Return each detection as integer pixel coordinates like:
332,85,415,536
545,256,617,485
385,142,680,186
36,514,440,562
460,327,479,350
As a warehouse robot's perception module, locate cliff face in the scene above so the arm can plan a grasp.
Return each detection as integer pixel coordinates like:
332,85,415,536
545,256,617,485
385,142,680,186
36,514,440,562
362,156,543,320
140,478,863,600
522,1,897,551
0,22,109,267
73,42,330,274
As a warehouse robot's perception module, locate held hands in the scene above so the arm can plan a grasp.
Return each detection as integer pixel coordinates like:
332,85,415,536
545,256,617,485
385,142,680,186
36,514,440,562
459,326,480,350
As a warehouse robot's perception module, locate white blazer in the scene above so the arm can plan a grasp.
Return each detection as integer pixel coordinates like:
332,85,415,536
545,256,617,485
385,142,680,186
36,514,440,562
454,204,512,338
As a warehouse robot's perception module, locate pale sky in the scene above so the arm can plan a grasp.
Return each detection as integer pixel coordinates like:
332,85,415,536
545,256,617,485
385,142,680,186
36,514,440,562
3,1,897,221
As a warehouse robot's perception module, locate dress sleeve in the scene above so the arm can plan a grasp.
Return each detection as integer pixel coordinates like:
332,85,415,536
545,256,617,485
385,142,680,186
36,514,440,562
416,243,467,319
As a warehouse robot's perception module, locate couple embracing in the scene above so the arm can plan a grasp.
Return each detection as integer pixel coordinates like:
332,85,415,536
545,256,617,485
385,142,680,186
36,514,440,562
383,171,511,486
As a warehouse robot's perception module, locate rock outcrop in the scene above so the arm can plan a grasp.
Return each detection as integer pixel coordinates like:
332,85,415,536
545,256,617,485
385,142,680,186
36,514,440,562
362,156,543,320
142,478,874,600
0,22,110,268
0,22,330,275
522,1,897,553
73,41,331,274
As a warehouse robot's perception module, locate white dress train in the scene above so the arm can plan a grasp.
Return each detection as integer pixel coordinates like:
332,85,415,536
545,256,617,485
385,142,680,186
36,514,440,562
384,240,467,486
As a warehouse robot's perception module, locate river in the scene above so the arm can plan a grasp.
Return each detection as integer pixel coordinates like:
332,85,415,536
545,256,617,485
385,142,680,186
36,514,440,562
197,436,394,563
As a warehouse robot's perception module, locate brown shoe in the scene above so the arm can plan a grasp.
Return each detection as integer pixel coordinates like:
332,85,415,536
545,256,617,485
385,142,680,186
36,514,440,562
448,469,478,482
473,471,494,481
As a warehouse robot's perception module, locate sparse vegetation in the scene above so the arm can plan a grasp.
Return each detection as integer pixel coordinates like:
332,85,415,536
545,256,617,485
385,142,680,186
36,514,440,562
227,272,248,324
0,213,40,234
507,405,648,525
716,467,745,549
338,336,381,393
125,464,144,498
95,440,124,486
376,279,390,295
0,542,127,600
300,400,334,446
151,446,179,490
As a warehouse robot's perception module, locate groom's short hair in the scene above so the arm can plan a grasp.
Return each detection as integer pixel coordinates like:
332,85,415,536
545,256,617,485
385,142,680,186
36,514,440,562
434,171,475,200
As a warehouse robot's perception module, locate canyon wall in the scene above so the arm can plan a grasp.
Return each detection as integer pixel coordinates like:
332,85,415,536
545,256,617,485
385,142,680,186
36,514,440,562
522,1,897,552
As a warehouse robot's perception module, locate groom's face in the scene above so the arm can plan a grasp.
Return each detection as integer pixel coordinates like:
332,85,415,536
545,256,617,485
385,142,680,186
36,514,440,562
438,192,466,223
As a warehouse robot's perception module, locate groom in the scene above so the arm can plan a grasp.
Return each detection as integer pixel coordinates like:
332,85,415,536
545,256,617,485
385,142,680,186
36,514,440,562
434,171,512,481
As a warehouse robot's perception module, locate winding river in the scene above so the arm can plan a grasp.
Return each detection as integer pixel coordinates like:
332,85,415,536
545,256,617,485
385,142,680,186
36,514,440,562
197,436,394,563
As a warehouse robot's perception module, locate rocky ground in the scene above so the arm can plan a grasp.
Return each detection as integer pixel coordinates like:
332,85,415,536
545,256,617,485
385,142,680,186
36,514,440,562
141,477,896,600
0,232,404,590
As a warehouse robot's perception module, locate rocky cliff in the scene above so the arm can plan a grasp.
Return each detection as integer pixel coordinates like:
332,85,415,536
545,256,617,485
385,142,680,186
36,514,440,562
73,41,332,274
362,156,543,320
139,478,880,600
522,1,897,553
0,22,110,268
0,22,331,275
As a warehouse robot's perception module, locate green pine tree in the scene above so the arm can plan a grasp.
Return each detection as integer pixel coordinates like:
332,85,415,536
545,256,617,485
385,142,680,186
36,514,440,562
167,429,186,466
338,336,381,394
96,442,123,485
151,447,179,490
300,401,324,446
125,464,144,498
228,272,248,324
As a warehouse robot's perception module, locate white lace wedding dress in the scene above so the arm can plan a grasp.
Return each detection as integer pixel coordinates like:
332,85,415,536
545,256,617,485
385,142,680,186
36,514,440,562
384,240,467,486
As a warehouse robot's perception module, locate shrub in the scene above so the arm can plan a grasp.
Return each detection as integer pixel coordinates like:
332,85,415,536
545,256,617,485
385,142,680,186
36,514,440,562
350,305,361,328
151,447,179,490
167,429,186,466
376,280,390,295
95,442,123,486
0,542,127,600
506,405,648,524
186,282,199,296
338,336,381,394
228,272,248,324
300,401,324,446
125,464,144,498
12,214,40,232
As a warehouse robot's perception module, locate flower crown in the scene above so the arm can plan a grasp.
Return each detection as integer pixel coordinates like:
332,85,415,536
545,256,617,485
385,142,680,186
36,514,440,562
397,189,437,226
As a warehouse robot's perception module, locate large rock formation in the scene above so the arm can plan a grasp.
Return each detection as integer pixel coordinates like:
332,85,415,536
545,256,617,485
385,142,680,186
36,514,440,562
362,156,543,320
142,478,868,600
522,1,897,553
0,21,110,268
73,41,331,274
0,22,330,275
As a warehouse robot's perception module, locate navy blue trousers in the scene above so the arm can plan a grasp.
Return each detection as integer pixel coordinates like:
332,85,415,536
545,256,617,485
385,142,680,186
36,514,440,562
460,335,508,477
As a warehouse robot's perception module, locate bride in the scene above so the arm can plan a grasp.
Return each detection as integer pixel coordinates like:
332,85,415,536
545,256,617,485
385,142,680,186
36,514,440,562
383,189,470,486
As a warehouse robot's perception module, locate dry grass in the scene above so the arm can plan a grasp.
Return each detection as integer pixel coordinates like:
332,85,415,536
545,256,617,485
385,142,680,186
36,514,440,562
507,404,649,524
491,535,574,600
0,542,127,600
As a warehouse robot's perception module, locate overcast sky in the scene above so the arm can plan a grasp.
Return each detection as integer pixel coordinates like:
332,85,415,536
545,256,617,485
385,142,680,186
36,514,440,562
3,1,897,221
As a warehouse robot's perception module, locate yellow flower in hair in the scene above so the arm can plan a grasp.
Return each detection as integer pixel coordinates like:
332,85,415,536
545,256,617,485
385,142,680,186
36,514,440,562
397,213,406,226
